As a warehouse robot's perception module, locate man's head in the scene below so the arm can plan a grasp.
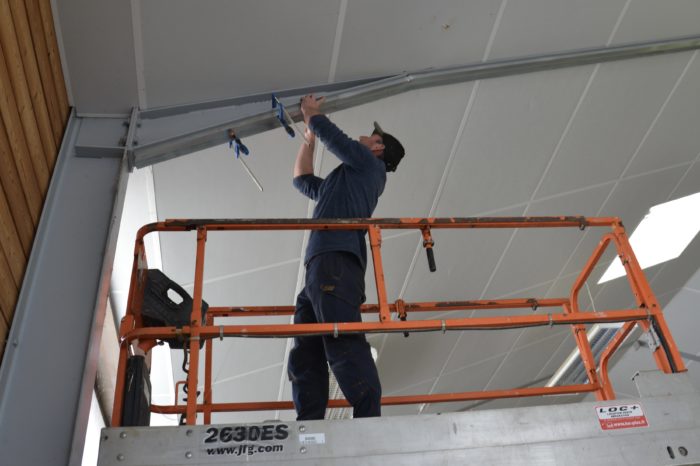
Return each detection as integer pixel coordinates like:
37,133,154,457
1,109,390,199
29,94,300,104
359,122,405,172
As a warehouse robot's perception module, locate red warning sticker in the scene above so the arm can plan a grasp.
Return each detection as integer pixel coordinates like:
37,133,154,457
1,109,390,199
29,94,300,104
596,403,648,430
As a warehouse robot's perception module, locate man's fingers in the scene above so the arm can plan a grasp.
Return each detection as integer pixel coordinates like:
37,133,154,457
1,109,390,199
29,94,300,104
316,96,326,105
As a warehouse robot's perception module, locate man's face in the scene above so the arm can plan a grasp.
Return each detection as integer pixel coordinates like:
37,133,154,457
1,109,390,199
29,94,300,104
359,134,385,157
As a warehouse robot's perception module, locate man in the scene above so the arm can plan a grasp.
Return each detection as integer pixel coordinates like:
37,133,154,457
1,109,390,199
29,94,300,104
287,94,405,420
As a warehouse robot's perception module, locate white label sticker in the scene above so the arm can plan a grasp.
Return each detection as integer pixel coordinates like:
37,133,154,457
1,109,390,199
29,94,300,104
595,403,648,430
299,433,326,445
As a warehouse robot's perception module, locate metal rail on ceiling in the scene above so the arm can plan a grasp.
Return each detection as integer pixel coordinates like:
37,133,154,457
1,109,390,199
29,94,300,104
129,34,700,168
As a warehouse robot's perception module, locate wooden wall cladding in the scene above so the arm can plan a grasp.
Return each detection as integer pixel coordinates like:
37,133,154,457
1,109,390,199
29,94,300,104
0,0,69,362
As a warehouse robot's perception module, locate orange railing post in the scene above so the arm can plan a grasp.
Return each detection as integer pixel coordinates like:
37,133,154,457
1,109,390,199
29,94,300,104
368,225,391,322
609,221,685,374
185,227,207,425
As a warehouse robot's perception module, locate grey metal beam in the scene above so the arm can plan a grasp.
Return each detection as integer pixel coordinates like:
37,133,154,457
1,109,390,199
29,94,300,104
0,110,130,466
131,34,700,168
139,76,392,120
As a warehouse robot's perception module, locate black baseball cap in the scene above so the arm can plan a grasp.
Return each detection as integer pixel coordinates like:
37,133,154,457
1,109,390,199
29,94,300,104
373,121,405,172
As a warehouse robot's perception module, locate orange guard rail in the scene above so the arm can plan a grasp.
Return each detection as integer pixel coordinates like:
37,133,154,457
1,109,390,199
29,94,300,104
111,217,686,426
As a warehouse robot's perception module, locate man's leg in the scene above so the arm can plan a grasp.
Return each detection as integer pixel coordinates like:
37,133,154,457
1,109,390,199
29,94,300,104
307,252,382,418
287,288,329,420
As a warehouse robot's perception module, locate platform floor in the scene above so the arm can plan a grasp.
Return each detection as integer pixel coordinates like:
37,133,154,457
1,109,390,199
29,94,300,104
98,371,700,465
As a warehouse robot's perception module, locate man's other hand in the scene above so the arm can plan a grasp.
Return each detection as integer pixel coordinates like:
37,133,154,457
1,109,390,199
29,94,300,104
300,94,325,124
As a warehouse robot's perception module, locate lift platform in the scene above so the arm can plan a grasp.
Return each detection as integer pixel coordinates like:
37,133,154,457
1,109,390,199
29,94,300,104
98,371,699,465
99,217,694,465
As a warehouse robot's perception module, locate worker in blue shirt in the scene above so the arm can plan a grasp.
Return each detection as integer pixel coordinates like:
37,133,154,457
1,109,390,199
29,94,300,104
288,94,405,420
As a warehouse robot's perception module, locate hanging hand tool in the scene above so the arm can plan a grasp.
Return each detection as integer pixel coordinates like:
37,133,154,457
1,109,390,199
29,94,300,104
228,130,263,192
272,94,311,145
421,227,437,272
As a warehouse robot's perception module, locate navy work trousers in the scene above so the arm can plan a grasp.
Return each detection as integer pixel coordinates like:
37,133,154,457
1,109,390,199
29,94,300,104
287,251,382,420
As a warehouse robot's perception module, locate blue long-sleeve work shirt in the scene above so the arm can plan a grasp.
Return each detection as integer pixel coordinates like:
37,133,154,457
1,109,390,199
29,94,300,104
293,115,386,269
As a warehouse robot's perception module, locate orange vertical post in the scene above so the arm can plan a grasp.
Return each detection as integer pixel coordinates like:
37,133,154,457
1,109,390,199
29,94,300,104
186,227,208,425
368,225,390,322
563,302,604,400
204,313,214,424
598,321,637,399
610,222,685,373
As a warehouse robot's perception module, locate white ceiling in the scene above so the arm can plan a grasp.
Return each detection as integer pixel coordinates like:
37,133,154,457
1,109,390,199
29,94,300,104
59,0,700,423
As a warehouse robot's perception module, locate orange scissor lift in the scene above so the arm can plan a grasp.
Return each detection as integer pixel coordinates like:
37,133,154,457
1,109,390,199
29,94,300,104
111,216,686,427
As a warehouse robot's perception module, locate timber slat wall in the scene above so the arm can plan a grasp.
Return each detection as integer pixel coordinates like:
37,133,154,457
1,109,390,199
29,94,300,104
0,0,69,362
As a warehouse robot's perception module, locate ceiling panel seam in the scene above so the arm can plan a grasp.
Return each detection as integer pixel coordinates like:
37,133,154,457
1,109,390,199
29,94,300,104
130,0,147,109
526,67,600,203
438,351,510,380
327,0,347,84
609,0,633,44
421,0,606,395
397,81,481,299
213,361,283,387
515,333,572,408
482,0,509,60
376,81,482,365
177,257,300,290
570,51,698,306
538,0,680,302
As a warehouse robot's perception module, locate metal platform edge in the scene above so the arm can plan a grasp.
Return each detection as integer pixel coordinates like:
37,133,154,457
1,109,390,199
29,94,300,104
98,371,700,466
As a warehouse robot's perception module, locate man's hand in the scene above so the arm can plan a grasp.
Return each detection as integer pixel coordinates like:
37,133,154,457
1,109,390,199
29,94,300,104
300,94,325,125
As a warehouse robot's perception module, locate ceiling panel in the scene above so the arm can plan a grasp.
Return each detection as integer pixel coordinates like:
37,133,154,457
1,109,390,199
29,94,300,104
559,164,690,279
681,262,700,291
403,223,521,303
376,331,462,395
328,83,475,217
363,232,422,306
481,328,572,392
422,356,505,414
334,0,499,82
489,0,626,60
626,53,700,176
671,158,700,199
139,0,341,108
210,365,296,424
441,330,524,375
382,380,434,417
152,133,311,219
199,262,300,306
649,236,700,299
611,0,700,44
56,0,137,113
436,66,594,215
535,53,691,198
485,185,611,297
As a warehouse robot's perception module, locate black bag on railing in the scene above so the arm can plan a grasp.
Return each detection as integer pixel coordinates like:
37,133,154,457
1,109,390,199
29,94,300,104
121,355,151,427
141,269,208,349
